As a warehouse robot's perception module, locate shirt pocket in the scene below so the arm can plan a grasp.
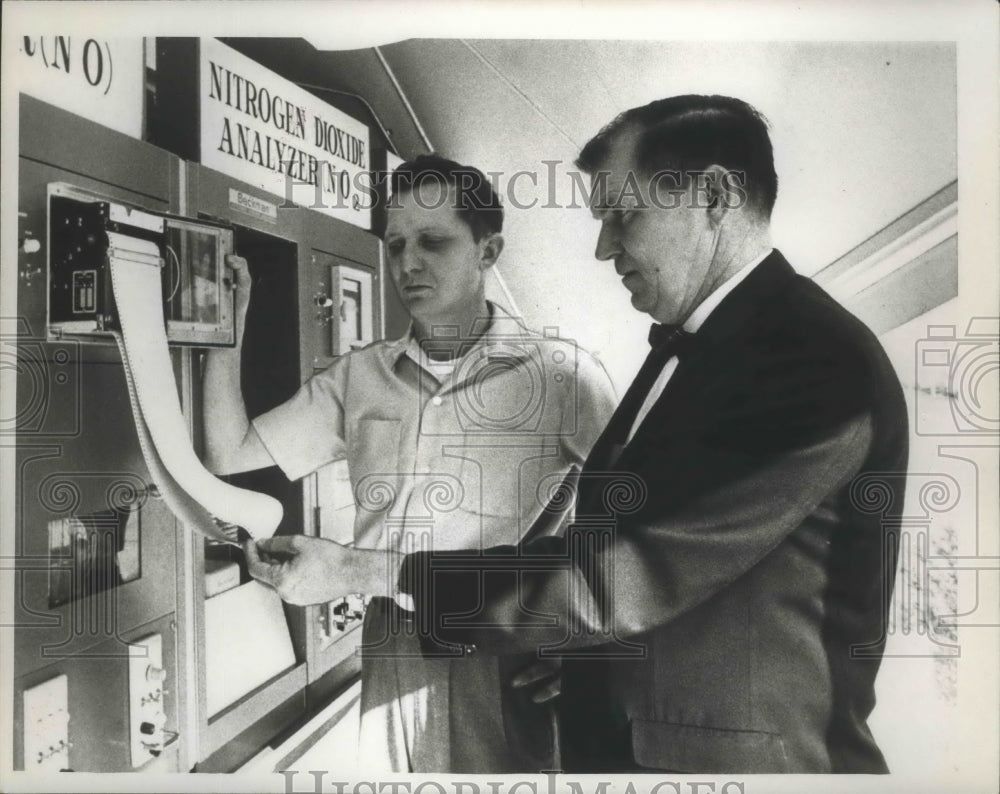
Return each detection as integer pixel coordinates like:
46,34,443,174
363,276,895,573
350,418,403,525
451,440,546,520
452,440,564,548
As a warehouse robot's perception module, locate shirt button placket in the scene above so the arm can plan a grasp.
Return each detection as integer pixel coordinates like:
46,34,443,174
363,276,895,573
416,391,446,476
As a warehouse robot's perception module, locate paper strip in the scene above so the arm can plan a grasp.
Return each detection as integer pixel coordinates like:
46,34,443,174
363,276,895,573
107,233,282,539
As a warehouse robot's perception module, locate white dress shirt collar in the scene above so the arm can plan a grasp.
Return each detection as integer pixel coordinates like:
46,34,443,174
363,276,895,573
623,248,773,447
682,248,773,333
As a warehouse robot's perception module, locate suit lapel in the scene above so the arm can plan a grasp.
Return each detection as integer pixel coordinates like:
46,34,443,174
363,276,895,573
584,341,677,470
585,250,798,474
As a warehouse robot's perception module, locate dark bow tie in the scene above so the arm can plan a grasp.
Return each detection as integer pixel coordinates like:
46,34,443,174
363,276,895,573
648,323,696,357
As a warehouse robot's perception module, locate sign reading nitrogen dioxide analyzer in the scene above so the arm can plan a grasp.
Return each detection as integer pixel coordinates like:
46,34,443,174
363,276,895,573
200,38,371,230
17,37,144,139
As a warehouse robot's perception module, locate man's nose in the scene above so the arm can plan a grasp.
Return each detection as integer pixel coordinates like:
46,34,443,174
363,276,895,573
594,220,621,262
400,246,424,274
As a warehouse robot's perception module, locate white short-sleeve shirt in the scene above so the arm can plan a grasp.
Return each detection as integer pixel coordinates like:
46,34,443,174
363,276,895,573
253,302,617,552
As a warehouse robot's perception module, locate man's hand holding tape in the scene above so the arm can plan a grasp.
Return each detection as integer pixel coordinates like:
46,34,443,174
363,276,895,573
244,535,395,608
243,535,559,704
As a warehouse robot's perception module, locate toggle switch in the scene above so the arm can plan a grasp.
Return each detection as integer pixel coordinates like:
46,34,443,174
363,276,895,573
146,665,167,684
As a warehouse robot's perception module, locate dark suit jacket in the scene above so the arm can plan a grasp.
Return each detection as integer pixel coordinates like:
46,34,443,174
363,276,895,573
399,251,909,773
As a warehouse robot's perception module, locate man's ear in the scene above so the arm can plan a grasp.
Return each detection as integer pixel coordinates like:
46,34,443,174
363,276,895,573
479,233,504,270
700,164,739,229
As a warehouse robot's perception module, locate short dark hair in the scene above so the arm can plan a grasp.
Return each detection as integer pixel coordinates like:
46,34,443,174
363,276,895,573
575,95,778,218
389,154,503,240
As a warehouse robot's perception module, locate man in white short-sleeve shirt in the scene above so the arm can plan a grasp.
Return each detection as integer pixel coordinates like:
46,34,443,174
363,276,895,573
203,155,616,772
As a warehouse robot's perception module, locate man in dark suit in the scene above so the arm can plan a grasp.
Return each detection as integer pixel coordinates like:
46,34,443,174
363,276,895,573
247,95,909,774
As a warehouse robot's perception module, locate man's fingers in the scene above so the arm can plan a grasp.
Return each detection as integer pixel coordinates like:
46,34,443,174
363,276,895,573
224,253,249,271
243,538,260,566
243,539,275,585
511,657,561,703
512,658,560,688
224,254,252,291
531,679,561,704
255,535,301,555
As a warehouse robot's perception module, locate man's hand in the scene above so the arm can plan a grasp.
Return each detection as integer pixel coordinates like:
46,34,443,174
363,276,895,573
224,254,252,346
243,535,397,605
511,656,561,704
244,535,347,605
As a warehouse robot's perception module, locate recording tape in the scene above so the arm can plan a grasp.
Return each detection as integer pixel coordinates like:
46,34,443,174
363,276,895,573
107,231,283,540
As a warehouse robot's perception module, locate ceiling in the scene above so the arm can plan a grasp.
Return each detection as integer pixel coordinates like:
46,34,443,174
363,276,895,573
374,39,956,274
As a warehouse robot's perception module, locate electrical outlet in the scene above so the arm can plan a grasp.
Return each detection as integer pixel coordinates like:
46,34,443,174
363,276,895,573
331,594,367,632
23,674,71,771
128,633,168,768
318,595,367,644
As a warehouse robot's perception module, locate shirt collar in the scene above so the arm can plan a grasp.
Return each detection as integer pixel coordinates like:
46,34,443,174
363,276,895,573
385,301,529,370
682,248,773,333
